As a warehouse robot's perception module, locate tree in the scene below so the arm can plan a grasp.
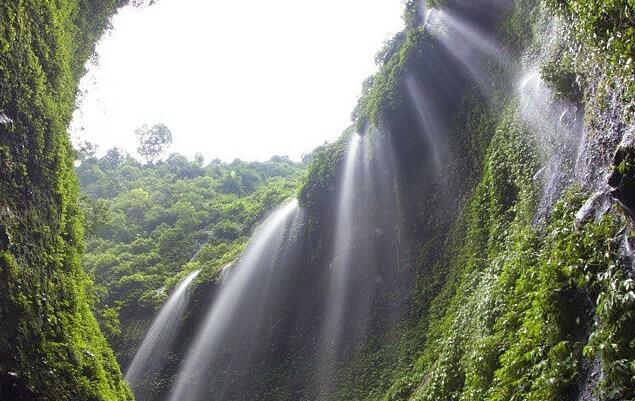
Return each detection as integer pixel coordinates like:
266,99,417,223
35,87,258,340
220,171,243,194
104,147,125,167
269,155,291,163
195,152,205,167
135,123,173,163
80,197,111,238
75,140,99,161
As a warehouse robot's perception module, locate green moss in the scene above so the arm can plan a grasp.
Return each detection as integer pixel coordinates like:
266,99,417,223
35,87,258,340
0,1,133,400
298,134,349,209
309,1,632,400
330,49,625,400
541,49,583,102
0,1,631,400
353,28,429,126
374,102,619,401
545,0,635,108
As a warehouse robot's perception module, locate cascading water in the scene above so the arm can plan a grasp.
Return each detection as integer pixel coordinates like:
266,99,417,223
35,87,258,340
405,75,447,173
145,133,409,401
314,134,362,398
311,129,412,399
125,268,200,399
436,9,509,65
425,4,586,220
167,199,301,401
323,134,361,336
518,67,586,217
401,5,507,180
426,8,509,97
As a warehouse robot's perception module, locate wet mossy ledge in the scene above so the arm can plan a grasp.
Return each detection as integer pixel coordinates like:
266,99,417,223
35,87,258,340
0,1,133,400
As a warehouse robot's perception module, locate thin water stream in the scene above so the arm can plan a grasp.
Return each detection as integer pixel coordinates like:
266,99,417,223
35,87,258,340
125,269,200,398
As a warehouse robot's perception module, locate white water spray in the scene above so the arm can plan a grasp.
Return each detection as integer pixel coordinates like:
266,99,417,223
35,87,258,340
125,269,200,392
427,8,509,96
405,75,446,172
167,199,300,401
325,134,361,331
314,134,363,398
519,68,586,215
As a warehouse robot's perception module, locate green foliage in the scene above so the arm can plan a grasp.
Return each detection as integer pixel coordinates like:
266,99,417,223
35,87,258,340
298,134,348,209
587,261,635,400
538,3,635,395
541,48,583,102
1,1,632,401
135,123,173,164
375,103,620,401
77,151,302,360
352,28,428,126
0,1,134,399
333,2,633,399
77,140,100,161
544,0,635,108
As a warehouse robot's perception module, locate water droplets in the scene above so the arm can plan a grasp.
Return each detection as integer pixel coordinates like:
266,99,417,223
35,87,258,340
0,111,13,125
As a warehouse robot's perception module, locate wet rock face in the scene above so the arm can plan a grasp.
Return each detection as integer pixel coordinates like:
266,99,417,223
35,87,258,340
0,226,8,251
608,129,635,220
0,371,37,401
572,63,630,193
576,356,602,401
575,190,613,227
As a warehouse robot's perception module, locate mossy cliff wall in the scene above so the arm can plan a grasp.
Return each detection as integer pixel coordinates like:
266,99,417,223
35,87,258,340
0,1,133,400
298,0,635,400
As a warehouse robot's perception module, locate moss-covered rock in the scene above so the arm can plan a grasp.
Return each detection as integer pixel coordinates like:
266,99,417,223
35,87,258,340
0,1,133,400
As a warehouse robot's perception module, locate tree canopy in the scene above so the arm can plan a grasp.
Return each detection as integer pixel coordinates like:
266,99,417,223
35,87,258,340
135,123,173,163
76,149,303,361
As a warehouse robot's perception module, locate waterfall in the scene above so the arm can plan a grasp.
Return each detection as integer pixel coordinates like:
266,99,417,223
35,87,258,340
312,131,410,398
167,199,301,401
126,4,521,400
518,67,586,217
405,75,447,172
125,269,200,398
314,134,362,397
426,7,510,98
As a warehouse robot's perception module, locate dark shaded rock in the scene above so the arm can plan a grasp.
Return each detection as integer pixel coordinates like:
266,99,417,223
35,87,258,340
576,357,601,401
0,371,38,401
608,130,635,220
0,225,8,250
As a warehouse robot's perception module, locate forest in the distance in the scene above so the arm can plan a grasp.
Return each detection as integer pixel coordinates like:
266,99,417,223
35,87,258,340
76,141,302,361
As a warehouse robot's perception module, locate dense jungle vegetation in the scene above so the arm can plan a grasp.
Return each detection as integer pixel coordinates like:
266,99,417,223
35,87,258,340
76,149,301,362
0,0,634,401
0,1,134,400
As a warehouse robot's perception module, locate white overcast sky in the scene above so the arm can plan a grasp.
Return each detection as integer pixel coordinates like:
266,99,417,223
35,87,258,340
70,0,405,162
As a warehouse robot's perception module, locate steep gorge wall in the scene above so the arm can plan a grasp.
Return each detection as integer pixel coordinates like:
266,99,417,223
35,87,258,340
0,1,133,400
286,0,635,399
343,0,635,399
